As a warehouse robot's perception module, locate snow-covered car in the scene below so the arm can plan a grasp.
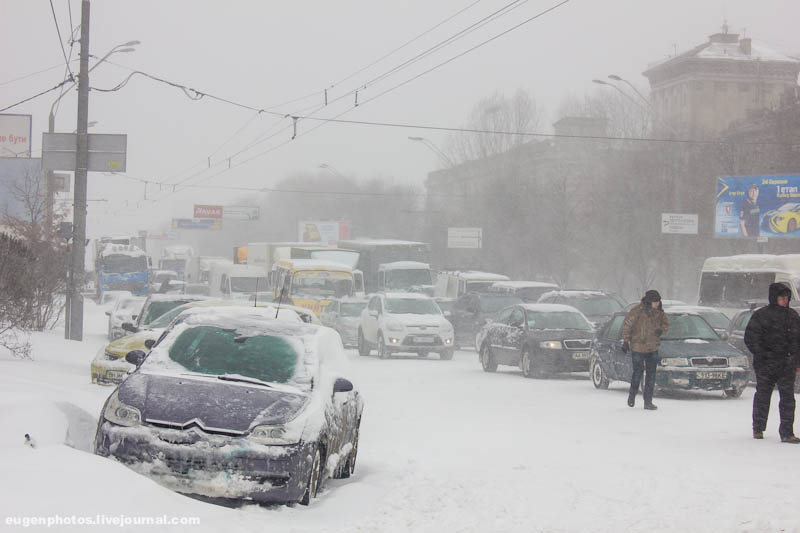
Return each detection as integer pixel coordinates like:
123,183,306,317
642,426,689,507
357,293,454,359
451,292,523,349
538,290,625,328
590,310,749,397
106,295,146,341
94,307,363,506
477,304,594,377
488,281,560,303
667,305,730,337
320,297,368,347
119,294,211,336
98,290,132,308
91,299,315,385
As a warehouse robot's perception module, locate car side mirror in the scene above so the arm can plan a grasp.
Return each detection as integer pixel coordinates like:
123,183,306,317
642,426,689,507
125,350,147,367
443,311,452,318
718,332,729,341
104,310,111,316
333,377,354,393
122,322,139,333
369,310,378,318
144,339,156,349
132,314,138,321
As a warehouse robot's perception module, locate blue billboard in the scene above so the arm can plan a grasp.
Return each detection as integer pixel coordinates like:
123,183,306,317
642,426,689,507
715,174,800,238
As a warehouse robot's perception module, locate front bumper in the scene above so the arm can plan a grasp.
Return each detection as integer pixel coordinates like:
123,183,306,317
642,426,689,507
95,421,314,503
541,349,591,372
90,356,134,385
385,331,453,353
657,366,749,391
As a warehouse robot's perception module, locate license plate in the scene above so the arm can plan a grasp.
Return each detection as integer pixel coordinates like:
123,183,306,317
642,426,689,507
572,352,589,360
415,336,435,343
106,371,127,380
696,371,727,380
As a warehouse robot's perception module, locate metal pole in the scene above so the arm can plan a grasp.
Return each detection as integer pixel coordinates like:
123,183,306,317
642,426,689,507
67,0,90,341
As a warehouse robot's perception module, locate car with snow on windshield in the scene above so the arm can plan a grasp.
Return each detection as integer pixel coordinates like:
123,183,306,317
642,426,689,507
477,304,594,377
357,293,454,359
589,309,750,397
537,289,626,329
320,297,368,348
106,295,146,341
94,306,363,506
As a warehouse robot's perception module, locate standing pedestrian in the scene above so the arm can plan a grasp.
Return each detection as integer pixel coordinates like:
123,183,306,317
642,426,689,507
622,289,669,410
744,282,800,443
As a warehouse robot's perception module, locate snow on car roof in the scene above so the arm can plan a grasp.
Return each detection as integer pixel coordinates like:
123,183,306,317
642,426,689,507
666,305,723,315
383,292,432,300
279,259,354,271
379,261,430,270
492,281,559,289
540,290,610,299
145,294,211,303
519,303,584,313
177,304,304,324
100,245,146,258
454,271,510,281
702,254,800,274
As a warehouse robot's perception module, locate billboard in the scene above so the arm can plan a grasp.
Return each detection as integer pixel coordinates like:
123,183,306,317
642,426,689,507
298,221,349,246
0,114,32,158
715,175,800,238
224,205,260,221
661,214,698,234
447,227,482,248
194,204,223,218
172,218,222,230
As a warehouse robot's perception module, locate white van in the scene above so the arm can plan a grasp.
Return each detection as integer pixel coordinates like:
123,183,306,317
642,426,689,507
208,263,269,300
433,271,510,299
698,254,800,316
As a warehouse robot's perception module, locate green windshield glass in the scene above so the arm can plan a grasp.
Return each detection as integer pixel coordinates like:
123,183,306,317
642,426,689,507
167,326,298,383
662,314,719,341
142,300,192,326
527,311,592,331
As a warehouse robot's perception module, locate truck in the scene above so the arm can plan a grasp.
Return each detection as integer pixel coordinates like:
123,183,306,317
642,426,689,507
208,262,269,300
95,243,149,298
337,239,432,294
159,245,194,279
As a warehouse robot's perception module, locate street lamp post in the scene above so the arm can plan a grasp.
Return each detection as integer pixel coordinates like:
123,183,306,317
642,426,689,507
407,136,454,168
318,163,346,179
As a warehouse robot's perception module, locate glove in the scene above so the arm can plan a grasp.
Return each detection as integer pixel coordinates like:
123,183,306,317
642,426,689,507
655,329,663,337
622,341,629,354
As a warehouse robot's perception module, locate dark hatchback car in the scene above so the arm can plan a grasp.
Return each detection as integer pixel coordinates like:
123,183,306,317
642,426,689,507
94,307,363,506
477,303,594,378
590,310,749,397
450,292,523,349
537,290,625,329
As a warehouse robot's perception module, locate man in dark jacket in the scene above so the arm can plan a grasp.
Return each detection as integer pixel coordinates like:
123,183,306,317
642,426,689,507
744,282,800,443
622,289,669,410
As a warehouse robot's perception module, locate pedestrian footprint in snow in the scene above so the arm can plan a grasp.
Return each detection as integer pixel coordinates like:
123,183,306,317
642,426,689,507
622,290,669,410
24,434,37,449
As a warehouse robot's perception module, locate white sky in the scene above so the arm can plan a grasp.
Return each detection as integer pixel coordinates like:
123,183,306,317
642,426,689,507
2,0,799,237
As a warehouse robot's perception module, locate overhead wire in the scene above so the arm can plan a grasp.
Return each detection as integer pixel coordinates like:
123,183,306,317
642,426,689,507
0,78,75,113
49,0,74,79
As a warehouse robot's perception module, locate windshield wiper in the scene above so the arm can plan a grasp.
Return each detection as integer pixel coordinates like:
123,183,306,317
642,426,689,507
217,374,276,388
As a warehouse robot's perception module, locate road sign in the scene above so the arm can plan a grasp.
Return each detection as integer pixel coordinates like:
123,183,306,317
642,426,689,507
172,218,222,230
194,204,223,218
41,132,127,172
224,205,260,220
448,227,482,248
661,213,698,234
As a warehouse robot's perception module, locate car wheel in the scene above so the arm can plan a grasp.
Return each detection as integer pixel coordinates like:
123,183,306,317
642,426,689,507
521,348,534,379
378,332,389,359
341,421,360,479
724,386,744,398
790,219,798,233
479,343,497,372
440,348,454,361
590,357,610,389
357,329,370,357
300,448,322,505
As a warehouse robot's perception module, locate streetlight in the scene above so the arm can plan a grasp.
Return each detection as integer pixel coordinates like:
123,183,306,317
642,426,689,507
608,74,651,108
318,163,345,179
408,136,454,168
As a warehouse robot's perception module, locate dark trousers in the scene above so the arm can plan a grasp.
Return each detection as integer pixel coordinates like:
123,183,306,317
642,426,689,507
752,366,796,437
629,352,657,404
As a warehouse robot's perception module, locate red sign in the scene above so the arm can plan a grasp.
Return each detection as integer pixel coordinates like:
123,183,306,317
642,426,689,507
194,204,223,218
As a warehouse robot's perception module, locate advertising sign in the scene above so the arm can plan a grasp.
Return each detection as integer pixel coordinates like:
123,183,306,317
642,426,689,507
194,204,223,218
298,221,349,246
0,114,32,157
661,214,698,234
715,175,800,238
448,227,482,248
223,205,260,221
42,132,127,171
172,218,222,231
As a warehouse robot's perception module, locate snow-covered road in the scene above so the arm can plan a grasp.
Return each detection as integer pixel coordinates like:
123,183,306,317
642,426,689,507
1,302,798,532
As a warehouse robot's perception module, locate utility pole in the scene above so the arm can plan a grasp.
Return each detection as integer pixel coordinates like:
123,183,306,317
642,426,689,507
66,0,90,341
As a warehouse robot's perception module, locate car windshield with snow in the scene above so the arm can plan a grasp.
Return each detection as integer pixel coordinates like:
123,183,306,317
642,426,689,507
590,311,750,397
537,290,625,328
477,304,594,378
94,307,363,506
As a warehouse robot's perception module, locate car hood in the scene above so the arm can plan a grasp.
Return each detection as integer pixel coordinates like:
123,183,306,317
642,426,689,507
526,329,594,342
118,373,309,433
387,313,448,327
658,339,743,358
105,330,162,358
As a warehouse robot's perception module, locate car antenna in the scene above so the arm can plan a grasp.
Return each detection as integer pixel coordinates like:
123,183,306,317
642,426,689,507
275,279,288,319
254,277,260,308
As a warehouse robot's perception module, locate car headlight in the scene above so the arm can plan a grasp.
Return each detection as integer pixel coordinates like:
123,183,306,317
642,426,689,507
660,357,690,366
104,350,120,360
729,355,749,368
249,425,299,445
539,341,562,349
103,390,142,427
385,321,404,331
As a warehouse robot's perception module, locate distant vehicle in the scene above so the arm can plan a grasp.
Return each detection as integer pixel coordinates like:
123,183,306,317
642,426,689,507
105,295,145,341
761,202,800,234
208,262,269,300
667,305,731,337
623,299,687,312
99,290,132,308
378,261,435,294
434,271,511,299
590,310,749,397
449,292,523,349
477,303,594,377
320,297,369,347
183,283,210,296
95,244,149,298
120,294,210,336
337,239,431,294
149,270,178,292
187,256,231,285
273,259,357,316
537,290,625,328
159,245,194,279
698,254,800,316
357,293,454,360
489,281,559,303
94,307,363,505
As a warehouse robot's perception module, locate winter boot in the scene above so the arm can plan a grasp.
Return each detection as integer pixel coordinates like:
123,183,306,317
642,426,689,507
643,403,658,411
753,431,764,440
780,435,800,444
627,394,635,408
